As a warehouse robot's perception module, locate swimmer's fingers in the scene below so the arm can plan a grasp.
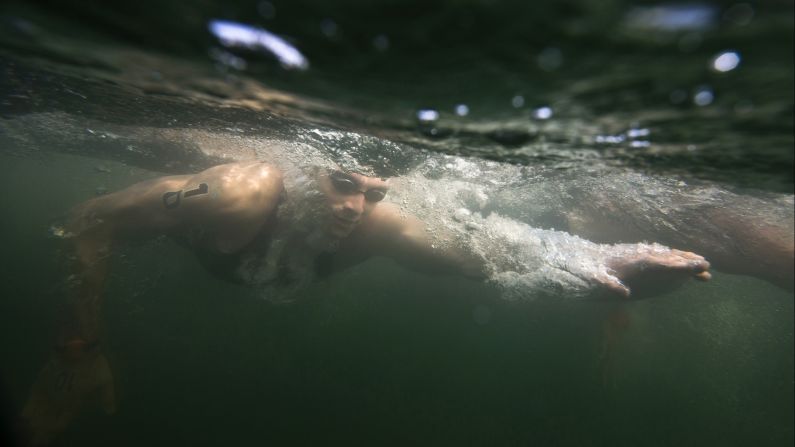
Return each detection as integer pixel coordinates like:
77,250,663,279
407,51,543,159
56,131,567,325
614,249,709,276
603,247,712,299
695,271,712,281
21,353,116,445
21,382,79,446
594,273,631,298
669,249,710,269
647,250,711,277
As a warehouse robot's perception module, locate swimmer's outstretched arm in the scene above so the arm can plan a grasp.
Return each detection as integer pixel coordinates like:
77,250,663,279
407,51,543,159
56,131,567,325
350,202,488,279
22,161,284,445
355,203,710,299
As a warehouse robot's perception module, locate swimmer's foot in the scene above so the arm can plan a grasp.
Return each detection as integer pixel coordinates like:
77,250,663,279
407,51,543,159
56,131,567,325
597,246,711,298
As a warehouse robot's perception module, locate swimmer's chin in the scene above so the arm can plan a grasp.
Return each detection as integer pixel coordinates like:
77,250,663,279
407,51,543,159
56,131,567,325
329,225,355,238
328,217,358,238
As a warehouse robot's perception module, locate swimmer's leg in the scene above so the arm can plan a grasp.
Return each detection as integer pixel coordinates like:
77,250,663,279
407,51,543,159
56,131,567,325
565,191,794,290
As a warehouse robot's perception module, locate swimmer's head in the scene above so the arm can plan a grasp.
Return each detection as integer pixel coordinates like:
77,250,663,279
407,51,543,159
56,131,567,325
316,168,389,238
285,138,421,237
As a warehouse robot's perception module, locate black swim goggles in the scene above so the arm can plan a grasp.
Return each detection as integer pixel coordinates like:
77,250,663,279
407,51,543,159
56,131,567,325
328,171,387,203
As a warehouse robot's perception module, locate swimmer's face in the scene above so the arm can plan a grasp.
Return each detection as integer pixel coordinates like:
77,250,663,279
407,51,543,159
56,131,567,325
317,170,389,238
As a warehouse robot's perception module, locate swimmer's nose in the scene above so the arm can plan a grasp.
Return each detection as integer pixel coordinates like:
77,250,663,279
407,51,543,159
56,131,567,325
342,193,365,217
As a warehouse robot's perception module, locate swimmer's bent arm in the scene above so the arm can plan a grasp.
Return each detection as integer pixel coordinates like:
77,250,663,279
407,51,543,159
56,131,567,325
58,161,284,344
23,162,283,444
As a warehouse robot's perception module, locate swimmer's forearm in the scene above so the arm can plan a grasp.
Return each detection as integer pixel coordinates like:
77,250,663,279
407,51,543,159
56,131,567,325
57,220,114,346
439,246,489,279
404,250,487,279
395,227,489,279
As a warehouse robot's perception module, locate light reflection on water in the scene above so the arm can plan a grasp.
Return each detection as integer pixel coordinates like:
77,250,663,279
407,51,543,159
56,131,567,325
711,50,741,72
624,4,718,32
208,19,309,70
3,2,783,195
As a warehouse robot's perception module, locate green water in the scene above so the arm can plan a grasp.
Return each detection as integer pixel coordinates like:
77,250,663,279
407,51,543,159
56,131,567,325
0,153,792,445
1,0,794,445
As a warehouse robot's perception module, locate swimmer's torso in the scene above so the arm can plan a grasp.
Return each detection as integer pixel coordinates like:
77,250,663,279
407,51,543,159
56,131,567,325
169,206,344,289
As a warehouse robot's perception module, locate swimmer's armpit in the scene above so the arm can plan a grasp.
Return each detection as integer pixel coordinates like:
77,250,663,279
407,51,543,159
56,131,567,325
163,183,209,209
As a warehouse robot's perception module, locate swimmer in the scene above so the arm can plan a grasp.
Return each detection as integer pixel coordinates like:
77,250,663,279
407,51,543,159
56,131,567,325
20,161,711,444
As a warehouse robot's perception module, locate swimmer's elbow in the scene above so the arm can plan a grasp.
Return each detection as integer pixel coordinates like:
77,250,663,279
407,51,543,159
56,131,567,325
256,163,284,191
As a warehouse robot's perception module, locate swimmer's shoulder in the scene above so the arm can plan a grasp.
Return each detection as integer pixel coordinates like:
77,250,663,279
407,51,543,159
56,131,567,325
359,202,404,231
180,162,283,252
184,161,284,209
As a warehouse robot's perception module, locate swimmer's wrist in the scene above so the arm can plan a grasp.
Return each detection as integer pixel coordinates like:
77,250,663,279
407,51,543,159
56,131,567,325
54,338,101,359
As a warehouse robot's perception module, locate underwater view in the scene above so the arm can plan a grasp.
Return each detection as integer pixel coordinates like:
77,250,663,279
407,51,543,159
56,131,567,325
1,0,793,445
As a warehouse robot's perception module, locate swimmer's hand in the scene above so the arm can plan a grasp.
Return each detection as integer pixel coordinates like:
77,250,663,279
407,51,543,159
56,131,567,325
21,345,115,445
597,246,711,298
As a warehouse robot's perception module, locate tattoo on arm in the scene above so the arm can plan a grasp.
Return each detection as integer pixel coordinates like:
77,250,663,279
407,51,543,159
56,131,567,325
163,190,181,209
163,183,209,209
184,183,209,198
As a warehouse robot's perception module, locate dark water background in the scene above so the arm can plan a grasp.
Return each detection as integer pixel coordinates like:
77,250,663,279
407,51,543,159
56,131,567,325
0,0,793,445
